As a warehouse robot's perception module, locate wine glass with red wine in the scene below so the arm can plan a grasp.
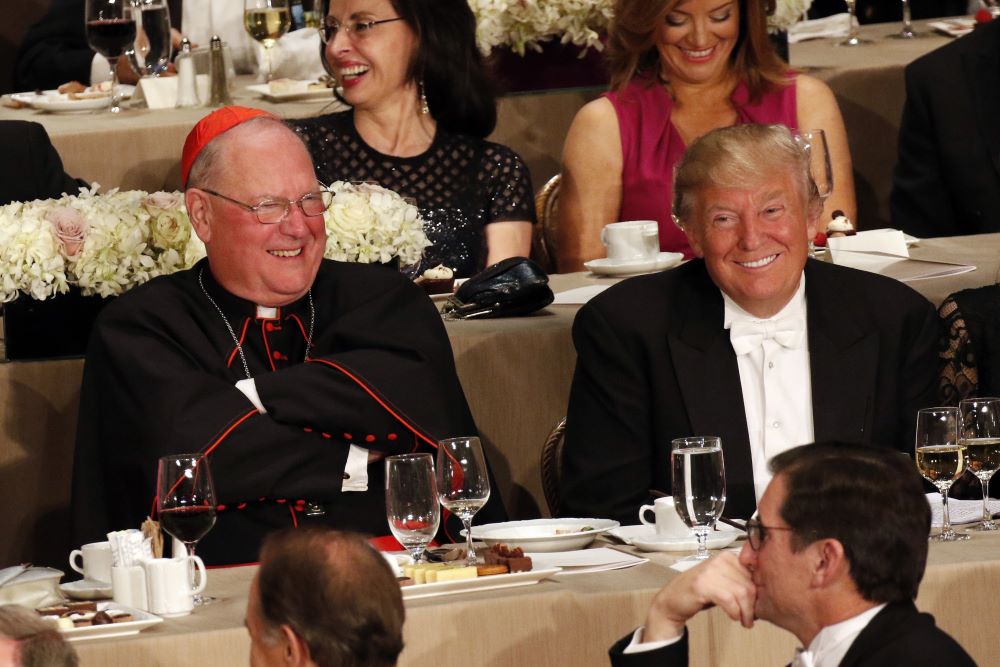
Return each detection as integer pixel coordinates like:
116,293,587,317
84,0,136,113
157,454,218,605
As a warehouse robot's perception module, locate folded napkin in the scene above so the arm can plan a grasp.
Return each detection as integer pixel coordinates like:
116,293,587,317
828,229,975,282
787,13,853,43
528,547,647,574
928,493,1000,526
0,566,63,608
255,28,327,83
552,285,609,305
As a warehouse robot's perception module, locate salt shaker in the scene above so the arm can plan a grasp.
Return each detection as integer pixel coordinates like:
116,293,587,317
208,35,233,107
175,38,200,108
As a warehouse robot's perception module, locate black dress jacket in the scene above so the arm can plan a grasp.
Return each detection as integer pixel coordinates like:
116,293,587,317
560,259,939,523
608,601,977,666
0,121,81,205
891,19,1000,238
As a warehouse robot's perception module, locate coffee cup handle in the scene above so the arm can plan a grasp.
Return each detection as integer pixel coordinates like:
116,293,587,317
69,550,85,576
600,227,609,247
639,504,656,526
188,556,207,595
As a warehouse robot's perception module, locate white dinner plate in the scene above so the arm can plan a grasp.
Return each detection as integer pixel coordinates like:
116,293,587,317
401,567,561,600
47,602,162,642
32,95,112,112
246,82,339,103
59,579,112,601
584,252,684,277
608,524,742,553
466,518,620,552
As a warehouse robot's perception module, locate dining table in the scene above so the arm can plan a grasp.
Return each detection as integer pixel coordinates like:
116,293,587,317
69,529,1000,666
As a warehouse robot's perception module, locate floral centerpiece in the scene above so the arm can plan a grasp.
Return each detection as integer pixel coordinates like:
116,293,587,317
469,0,613,57
768,0,813,33
0,185,204,303
323,181,429,268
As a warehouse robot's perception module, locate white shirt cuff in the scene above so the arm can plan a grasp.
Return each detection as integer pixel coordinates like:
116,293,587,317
622,626,684,654
234,378,267,414
90,54,111,85
342,445,369,492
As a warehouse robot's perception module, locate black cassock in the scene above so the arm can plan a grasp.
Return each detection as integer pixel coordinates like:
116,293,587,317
73,258,506,564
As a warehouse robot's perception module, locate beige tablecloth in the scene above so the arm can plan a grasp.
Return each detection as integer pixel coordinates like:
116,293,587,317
70,530,1000,667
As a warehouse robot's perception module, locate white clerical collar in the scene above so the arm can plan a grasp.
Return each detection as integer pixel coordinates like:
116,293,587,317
256,305,278,319
806,602,886,667
723,274,806,330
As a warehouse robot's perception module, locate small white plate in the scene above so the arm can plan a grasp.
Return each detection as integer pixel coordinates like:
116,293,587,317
59,579,112,600
401,567,561,600
247,82,337,103
609,524,742,552
49,603,162,642
584,252,684,277
31,94,112,112
466,518,620,552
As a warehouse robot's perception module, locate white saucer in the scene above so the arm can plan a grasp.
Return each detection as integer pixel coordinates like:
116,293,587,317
584,252,684,277
60,579,113,600
608,524,741,553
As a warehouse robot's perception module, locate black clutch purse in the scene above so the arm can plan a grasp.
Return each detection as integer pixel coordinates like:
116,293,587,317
442,257,554,319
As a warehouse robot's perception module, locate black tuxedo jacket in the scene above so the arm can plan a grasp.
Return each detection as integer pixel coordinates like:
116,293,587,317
560,259,939,522
0,121,82,206
891,19,1000,238
608,601,976,666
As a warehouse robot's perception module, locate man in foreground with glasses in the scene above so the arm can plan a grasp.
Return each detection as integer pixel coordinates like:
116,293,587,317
561,124,939,524
610,442,976,666
73,106,505,565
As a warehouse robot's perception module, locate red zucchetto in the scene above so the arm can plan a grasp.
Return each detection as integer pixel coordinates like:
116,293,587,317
181,106,276,188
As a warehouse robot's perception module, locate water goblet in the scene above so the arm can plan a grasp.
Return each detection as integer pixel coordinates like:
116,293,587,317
436,436,491,566
244,0,291,82
887,0,927,39
838,0,872,47
796,129,834,201
915,407,969,541
85,0,137,113
671,436,726,560
157,454,218,605
128,0,172,77
959,397,1000,531
385,454,439,563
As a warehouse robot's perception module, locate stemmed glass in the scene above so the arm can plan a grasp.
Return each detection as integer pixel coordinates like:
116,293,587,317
671,437,726,560
244,0,291,82
959,398,1000,531
797,130,833,201
385,454,440,563
157,454,218,605
887,0,927,39
838,0,872,47
128,0,172,77
84,0,137,113
436,437,491,566
915,407,969,542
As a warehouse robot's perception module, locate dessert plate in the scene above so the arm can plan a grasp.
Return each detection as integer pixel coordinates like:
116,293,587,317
247,82,339,103
401,567,561,600
466,518,620,552
584,252,683,277
59,579,112,601
48,603,162,642
608,524,742,553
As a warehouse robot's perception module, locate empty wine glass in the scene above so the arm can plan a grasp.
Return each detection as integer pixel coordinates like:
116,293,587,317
157,454,218,605
887,0,928,39
385,454,439,563
437,436,491,566
959,398,1000,531
671,437,726,560
796,129,834,201
85,0,136,113
838,0,872,47
915,407,969,542
128,0,172,76
244,0,291,82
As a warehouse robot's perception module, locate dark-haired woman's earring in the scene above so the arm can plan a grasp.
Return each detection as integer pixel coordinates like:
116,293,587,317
419,81,429,115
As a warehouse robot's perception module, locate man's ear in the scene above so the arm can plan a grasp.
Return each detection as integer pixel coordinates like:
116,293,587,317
278,624,312,666
677,216,704,258
805,198,823,241
809,538,847,589
185,189,213,244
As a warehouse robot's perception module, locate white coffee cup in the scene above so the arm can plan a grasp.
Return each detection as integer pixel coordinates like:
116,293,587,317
69,541,113,584
600,220,660,262
142,556,206,617
639,497,690,538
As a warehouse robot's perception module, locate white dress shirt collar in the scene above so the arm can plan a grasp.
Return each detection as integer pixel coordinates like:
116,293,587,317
806,602,887,667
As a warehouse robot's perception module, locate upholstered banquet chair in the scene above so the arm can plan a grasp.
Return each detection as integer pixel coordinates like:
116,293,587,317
540,416,567,516
531,174,561,274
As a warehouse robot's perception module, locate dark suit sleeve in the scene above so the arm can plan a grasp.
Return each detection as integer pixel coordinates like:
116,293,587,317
890,61,960,238
14,0,95,91
560,301,654,524
609,629,688,667
895,296,940,453
0,121,82,205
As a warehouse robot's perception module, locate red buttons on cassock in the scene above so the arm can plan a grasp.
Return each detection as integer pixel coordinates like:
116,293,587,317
265,323,276,332
276,498,287,504
272,351,286,360
216,504,226,511
387,433,398,441
321,432,332,439
365,434,375,443
343,433,353,440
303,427,313,433
237,502,247,510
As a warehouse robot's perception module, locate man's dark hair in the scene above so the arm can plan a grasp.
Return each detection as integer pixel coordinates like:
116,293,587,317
257,529,404,667
770,442,930,603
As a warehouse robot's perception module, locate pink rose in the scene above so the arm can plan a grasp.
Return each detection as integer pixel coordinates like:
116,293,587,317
144,191,183,213
46,207,89,258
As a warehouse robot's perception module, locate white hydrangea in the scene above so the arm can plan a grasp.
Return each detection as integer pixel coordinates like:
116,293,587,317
469,0,613,56
769,0,813,32
324,181,430,267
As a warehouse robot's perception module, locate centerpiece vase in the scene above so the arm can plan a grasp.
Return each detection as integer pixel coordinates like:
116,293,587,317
1,290,111,361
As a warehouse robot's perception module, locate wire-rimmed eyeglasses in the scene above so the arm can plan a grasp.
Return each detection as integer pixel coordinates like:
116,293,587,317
200,187,333,225
746,517,795,551
320,17,404,43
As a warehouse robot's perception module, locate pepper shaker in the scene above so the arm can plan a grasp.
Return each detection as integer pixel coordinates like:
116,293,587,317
208,35,233,107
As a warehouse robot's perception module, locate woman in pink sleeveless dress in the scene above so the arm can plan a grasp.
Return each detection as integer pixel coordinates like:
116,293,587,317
557,0,855,271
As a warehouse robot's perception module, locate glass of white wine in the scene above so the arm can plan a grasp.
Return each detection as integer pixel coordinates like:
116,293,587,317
385,454,439,563
838,0,872,47
436,436,491,566
671,436,726,560
959,398,1000,531
915,407,969,542
244,0,290,82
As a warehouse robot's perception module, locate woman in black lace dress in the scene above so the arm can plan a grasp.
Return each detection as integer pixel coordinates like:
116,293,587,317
290,0,535,278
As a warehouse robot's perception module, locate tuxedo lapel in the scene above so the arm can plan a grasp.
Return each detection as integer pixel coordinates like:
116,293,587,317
838,602,916,667
963,33,1000,182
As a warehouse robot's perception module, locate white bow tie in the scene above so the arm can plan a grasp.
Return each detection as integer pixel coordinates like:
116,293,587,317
792,648,815,667
729,316,805,356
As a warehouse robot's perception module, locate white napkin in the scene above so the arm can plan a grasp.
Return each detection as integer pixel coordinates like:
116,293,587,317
107,529,153,568
787,13,854,43
552,285,609,305
668,547,741,572
528,547,647,574
927,493,1000,527
255,28,327,83
133,74,210,109
828,229,975,282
